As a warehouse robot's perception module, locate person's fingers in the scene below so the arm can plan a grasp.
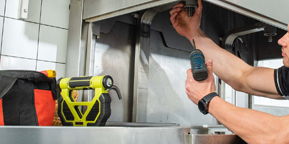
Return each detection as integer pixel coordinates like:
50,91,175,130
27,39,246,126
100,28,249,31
173,2,185,9
206,59,214,79
179,9,188,19
186,69,192,77
197,0,203,11
186,69,196,83
195,0,203,17
206,59,213,71
169,7,182,15
185,80,193,94
170,12,179,27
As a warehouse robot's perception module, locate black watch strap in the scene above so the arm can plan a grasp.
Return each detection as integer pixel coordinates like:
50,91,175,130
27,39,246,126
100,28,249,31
198,92,219,115
203,92,218,102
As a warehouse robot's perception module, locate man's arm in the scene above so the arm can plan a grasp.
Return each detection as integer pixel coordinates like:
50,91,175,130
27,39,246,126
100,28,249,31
185,61,289,143
191,29,282,99
170,1,283,99
209,96,289,143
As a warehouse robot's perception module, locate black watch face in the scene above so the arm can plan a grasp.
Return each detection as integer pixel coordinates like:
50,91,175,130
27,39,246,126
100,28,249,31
198,100,206,113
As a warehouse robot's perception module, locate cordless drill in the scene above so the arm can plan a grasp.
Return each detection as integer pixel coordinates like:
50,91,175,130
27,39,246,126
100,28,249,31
183,0,208,81
190,39,208,81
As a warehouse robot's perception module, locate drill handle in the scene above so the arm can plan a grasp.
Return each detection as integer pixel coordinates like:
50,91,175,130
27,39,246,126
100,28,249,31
108,85,123,100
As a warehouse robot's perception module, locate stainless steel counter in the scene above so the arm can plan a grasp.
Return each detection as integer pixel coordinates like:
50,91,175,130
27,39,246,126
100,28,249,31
0,125,189,144
0,123,245,144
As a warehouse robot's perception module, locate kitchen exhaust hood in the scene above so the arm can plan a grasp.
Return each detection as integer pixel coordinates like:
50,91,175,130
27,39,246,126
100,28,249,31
83,0,288,30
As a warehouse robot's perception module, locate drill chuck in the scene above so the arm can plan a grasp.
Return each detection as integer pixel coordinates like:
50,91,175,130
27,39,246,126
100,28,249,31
183,0,198,17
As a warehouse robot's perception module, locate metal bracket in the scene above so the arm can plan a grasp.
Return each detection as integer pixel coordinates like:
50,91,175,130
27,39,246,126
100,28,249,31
222,22,266,53
223,22,277,53
133,9,159,122
19,0,29,20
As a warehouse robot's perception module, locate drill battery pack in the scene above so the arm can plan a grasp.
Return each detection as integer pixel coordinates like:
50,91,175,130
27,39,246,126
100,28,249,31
0,70,60,126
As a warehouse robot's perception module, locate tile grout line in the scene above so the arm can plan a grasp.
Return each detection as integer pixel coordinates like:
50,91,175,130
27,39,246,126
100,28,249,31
1,54,66,64
0,0,8,69
4,17,68,30
35,0,44,70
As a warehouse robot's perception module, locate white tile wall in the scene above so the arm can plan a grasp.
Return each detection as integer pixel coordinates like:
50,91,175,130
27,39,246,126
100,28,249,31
5,0,20,18
0,56,36,70
5,0,41,23
37,61,66,79
38,25,68,63
0,0,70,76
41,0,70,28
2,18,39,59
0,0,5,16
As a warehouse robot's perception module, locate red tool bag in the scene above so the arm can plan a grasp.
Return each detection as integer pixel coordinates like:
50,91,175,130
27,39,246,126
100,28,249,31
0,70,60,126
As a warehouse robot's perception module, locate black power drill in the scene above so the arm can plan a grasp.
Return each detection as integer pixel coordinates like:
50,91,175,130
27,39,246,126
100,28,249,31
190,39,208,81
183,0,208,81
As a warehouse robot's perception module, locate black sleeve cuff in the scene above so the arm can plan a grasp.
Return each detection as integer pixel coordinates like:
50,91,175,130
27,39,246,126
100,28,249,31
274,68,284,96
274,66,289,99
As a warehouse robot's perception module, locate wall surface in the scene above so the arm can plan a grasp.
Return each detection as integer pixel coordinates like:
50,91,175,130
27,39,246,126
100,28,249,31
0,0,70,79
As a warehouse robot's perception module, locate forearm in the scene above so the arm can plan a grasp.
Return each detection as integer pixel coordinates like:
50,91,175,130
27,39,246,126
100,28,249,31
189,29,281,98
188,29,251,84
209,96,286,143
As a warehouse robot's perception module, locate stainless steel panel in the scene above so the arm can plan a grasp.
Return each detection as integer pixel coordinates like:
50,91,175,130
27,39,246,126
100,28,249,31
84,22,99,101
83,0,179,22
147,30,218,126
133,9,159,122
93,22,135,122
0,126,189,144
84,0,154,18
204,0,287,30
223,0,289,25
66,0,84,77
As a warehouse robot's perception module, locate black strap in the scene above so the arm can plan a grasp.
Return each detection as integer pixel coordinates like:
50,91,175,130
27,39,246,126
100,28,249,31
0,75,17,99
203,92,219,102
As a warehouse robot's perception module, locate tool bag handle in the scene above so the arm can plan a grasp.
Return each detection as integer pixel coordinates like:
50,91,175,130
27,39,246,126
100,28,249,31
0,70,60,100
0,75,17,99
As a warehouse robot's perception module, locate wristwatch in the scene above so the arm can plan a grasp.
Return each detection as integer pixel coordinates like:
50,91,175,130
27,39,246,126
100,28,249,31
198,92,219,115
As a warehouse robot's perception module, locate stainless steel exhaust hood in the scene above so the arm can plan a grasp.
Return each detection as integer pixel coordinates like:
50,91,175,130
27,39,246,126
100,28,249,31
205,0,288,30
83,0,288,30
83,0,179,22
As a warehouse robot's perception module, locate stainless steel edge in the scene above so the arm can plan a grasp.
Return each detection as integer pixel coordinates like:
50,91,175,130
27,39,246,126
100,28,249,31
66,0,84,77
0,126,190,144
223,0,289,26
133,9,159,122
84,22,98,101
84,0,179,22
204,0,287,30
83,0,154,19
